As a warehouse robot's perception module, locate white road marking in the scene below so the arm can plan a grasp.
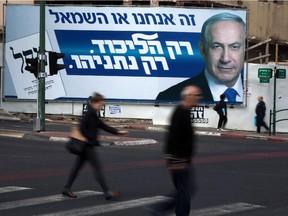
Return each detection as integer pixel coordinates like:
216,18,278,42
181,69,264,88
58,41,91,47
0,190,102,211
0,186,32,194
0,188,264,216
37,198,264,216
39,200,264,216
38,196,171,216
192,202,265,216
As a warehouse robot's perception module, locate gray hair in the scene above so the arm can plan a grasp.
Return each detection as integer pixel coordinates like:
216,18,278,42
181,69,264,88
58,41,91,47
180,85,199,100
201,12,246,48
180,87,189,100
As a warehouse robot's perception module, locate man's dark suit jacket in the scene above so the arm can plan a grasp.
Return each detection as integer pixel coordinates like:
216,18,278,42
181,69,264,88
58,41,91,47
156,71,213,103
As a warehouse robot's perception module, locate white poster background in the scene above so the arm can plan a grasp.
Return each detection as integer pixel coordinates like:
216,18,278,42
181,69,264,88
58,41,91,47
5,33,66,100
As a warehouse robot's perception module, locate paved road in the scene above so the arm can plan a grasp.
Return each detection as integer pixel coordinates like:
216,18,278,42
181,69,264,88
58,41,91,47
1,131,288,215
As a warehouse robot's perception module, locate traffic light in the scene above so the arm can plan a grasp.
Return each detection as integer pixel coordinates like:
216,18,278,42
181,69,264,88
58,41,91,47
48,51,65,76
25,57,39,78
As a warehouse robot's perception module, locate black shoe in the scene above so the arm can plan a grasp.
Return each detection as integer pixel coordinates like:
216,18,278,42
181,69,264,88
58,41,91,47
62,187,77,198
104,190,119,200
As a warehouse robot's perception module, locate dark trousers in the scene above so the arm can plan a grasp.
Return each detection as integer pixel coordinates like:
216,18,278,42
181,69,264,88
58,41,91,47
151,165,195,216
65,145,109,193
256,116,269,133
217,114,227,129
172,167,192,216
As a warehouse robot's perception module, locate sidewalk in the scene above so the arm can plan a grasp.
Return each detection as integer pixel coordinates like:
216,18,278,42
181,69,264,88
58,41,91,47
125,124,288,143
0,111,287,145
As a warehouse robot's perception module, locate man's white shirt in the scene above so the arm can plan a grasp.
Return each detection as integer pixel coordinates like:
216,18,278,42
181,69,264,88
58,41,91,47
205,69,243,102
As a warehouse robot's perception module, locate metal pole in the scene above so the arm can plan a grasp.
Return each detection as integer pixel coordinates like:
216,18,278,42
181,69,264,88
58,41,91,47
272,44,279,135
269,109,272,136
38,0,46,131
273,66,276,135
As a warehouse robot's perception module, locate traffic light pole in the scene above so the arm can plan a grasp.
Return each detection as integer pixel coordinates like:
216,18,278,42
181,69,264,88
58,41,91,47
36,0,46,131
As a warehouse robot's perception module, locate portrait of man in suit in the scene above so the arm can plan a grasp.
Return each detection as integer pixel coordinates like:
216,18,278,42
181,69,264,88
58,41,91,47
156,13,246,104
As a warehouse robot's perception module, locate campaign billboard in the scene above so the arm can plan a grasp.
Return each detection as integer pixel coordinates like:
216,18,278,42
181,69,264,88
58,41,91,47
4,5,247,103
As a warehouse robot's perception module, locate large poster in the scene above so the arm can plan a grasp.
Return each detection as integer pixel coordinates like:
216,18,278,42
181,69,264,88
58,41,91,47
4,5,246,103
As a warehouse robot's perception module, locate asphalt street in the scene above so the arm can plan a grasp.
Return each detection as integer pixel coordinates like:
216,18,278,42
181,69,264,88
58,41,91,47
1,128,288,215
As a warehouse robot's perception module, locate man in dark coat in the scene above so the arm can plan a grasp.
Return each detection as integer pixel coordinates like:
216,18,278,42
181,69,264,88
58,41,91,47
255,96,269,133
147,85,202,216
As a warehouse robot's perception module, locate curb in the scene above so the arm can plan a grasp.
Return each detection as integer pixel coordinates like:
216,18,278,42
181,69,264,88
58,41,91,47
0,116,21,121
26,134,159,146
39,131,288,144
1,115,287,143
1,130,287,144
0,132,26,138
193,130,288,142
0,122,287,144
195,131,221,137
112,139,159,146
220,132,288,142
266,136,288,142
125,125,167,132
49,137,69,142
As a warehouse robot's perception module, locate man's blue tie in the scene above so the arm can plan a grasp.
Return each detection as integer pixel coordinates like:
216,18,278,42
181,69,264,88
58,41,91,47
224,88,238,103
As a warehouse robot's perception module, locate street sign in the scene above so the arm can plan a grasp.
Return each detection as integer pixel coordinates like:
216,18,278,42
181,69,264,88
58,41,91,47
276,69,286,79
258,68,272,78
260,78,270,83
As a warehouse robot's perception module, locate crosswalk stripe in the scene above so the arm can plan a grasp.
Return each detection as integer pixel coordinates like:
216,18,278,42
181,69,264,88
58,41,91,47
38,199,264,216
0,190,103,211
0,188,264,216
0,186,32,194
192,202,265,216
38,196,172,216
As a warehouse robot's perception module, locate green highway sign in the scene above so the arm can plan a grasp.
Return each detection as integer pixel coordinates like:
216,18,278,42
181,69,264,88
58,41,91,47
260,78,270,83
258,68,272,79
276,69,286,79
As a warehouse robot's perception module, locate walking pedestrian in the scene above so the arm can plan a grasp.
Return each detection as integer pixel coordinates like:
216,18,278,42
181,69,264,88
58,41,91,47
147,85,202,216
255,96,269,133
216,94,227,131
62,92,128,199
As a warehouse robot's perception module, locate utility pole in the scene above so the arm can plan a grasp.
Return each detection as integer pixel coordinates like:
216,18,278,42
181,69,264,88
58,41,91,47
272,44,279,135
273,66,276,135
34,0,46,131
